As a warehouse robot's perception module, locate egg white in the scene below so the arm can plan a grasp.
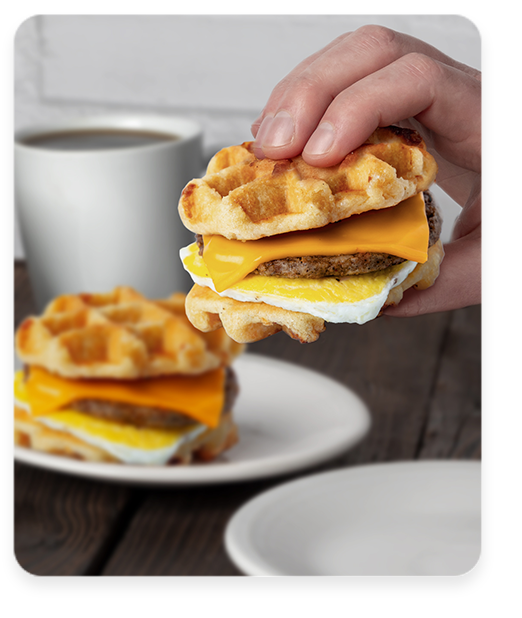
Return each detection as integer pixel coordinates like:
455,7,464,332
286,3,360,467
180,243,417,325
35,415,206,465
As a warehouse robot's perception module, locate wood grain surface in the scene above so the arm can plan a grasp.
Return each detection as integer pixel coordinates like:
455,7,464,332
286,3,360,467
13,262,481,575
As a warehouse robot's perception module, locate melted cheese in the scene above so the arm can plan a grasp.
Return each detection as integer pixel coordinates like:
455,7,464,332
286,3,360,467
21,366,225,428
202,193,428,292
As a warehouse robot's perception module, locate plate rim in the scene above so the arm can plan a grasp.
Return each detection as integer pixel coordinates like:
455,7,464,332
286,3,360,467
224,459,481,576
14,353,371,486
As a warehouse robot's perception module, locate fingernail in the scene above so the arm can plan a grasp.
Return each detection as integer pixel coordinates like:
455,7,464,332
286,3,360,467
263,110,295,149
305,122,335,156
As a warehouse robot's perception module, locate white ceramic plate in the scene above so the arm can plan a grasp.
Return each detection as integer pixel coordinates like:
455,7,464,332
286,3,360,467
225,460,481,575
14,353,370,486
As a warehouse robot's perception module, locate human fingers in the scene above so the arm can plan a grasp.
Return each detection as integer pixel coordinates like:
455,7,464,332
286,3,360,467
252,25,477,143
252,25,480,160
251,33,351,137
382,232,481,318
300,53,481,171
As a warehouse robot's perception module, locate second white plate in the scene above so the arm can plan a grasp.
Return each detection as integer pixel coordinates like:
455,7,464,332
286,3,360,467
15,353,371,485
225,460,481,575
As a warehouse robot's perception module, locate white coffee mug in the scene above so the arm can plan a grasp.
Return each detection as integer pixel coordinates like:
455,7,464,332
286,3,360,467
15,114,203,310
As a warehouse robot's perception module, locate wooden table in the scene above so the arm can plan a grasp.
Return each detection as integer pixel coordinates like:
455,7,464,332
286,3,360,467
14,261,481,575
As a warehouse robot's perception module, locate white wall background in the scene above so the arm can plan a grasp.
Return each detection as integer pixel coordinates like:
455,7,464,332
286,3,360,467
14,14,481,259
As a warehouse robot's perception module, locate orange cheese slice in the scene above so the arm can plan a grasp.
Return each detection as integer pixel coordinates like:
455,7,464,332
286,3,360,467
23,366,225,428
203,193,429,292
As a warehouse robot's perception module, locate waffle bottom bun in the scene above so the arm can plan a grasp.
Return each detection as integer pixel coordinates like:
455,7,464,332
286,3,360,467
185,240,444,344
14,406,238,465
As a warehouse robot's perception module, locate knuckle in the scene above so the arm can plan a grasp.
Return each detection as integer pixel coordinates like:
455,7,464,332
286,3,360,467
292,71,329,97
272,69,324,103
332,31,352,45
271,75,293,97
401,52,444,82
353,24,400,54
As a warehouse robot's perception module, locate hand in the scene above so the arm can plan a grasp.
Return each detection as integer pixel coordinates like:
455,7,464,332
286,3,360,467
251,25,481,316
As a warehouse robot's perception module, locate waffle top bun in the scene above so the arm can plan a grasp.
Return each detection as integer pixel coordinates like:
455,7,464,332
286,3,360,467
16,286,245,379
178,126,437,241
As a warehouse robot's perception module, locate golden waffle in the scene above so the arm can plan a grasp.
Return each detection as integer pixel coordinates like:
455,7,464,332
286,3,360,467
14,406,238,464
16,286,245,379
185,284,327,344
178,127,438,241
184,241,444,344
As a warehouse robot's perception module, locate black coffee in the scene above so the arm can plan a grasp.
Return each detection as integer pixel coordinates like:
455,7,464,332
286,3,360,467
21,128,180,151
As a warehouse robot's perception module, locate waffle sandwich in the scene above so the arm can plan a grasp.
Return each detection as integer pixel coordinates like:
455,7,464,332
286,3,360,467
14,287,245,464
179,126,444,343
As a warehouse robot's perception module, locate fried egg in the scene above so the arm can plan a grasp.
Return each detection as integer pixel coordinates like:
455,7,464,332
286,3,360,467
14,371,206,465
180,242,417,325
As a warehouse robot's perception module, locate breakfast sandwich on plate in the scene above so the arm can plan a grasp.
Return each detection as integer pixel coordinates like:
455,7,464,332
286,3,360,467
178,126,444,343
14,286,244,465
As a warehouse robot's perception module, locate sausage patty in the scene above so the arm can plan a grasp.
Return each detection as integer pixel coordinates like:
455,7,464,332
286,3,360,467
197,191,441,279
65,367,239,429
